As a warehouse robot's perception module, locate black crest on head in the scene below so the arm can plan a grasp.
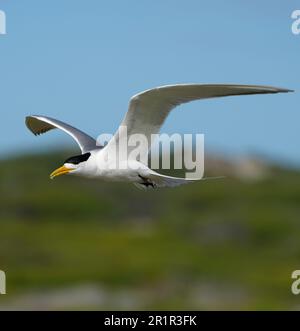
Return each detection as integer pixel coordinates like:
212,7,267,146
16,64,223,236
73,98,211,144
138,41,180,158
64,152,91,165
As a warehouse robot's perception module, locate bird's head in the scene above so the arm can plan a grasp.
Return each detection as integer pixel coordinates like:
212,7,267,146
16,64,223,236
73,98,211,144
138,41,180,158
50,152,92,179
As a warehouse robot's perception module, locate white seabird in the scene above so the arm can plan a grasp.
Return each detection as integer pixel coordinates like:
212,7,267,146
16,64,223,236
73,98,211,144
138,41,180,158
25,84,292,189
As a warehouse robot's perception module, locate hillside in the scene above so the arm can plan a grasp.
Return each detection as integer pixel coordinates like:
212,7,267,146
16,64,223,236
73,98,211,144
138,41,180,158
0,151,300,310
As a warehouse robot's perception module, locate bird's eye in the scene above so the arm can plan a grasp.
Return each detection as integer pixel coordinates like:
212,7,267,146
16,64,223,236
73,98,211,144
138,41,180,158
64,152,91,165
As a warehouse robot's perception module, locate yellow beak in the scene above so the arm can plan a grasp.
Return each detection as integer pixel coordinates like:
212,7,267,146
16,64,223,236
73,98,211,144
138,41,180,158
50,165,72,179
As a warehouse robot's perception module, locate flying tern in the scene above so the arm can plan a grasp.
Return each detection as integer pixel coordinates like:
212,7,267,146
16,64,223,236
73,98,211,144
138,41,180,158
25,84,292,189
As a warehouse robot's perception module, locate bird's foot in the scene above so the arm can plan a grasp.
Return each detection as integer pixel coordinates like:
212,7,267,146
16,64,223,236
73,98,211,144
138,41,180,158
138,175,156,189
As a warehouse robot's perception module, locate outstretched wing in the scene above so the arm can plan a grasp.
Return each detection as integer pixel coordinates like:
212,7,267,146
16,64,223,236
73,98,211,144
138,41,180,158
25,115,100,153
105,84,292,161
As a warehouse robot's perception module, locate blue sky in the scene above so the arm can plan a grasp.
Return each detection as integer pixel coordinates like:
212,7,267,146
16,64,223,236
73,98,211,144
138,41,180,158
0,0,299,166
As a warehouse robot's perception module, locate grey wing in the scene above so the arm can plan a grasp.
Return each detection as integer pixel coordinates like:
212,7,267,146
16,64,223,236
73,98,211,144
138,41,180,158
124,84,292,139
25,115,100,153
105,84,292,161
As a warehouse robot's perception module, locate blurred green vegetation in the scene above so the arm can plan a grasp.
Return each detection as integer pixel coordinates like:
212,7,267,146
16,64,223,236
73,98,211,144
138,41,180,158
1,150,300,310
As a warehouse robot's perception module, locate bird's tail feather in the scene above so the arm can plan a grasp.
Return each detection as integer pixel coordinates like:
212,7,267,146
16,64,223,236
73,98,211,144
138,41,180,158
134,170,225,189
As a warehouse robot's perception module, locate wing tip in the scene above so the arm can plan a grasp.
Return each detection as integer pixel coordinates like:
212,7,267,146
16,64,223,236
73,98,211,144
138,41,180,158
224,84,294,94
25,115,51,136
273,87,294,93
25,115,35,135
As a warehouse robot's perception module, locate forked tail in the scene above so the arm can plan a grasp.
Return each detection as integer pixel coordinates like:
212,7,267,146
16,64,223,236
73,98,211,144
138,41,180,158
134,170,225,189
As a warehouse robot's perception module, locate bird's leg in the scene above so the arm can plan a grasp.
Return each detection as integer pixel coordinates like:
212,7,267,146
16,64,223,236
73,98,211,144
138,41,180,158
138,175,156,188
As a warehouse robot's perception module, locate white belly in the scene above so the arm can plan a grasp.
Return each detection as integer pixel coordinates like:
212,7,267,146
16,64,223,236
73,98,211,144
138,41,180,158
96,158,150,182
